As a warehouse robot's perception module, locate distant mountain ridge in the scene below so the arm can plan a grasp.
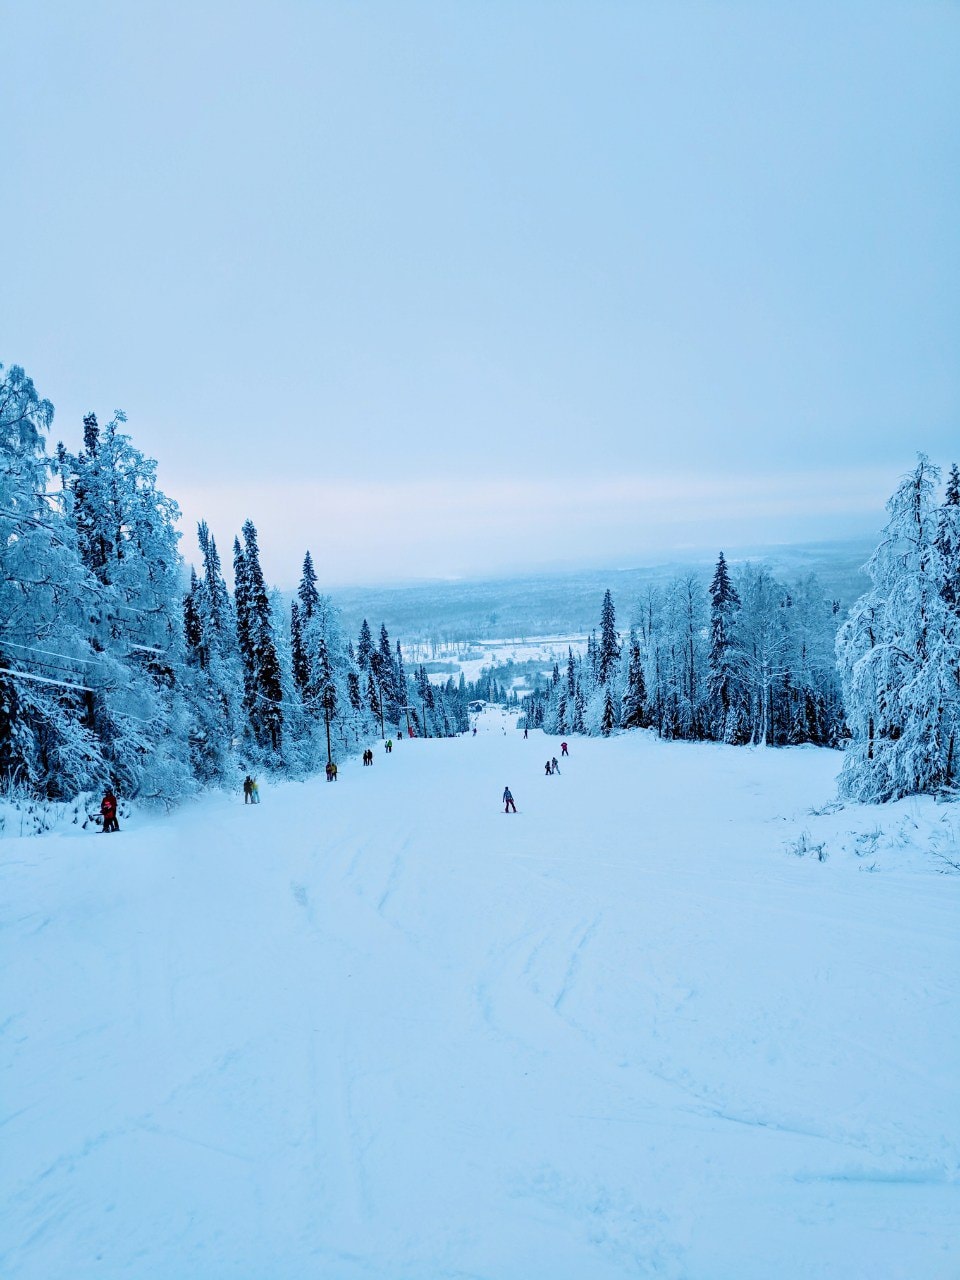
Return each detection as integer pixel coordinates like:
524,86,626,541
325,538,874,646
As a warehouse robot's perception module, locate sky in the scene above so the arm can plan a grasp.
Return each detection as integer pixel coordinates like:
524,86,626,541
2,1,958,587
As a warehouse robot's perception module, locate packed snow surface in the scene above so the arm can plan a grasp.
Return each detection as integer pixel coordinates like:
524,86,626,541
3,710,959,1278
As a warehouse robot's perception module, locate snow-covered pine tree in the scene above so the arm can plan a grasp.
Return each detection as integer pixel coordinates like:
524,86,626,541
415,664,435,736
0,365,109,796
197,521,233,643
395,639,409,725
573,679,586,733
620,628,647,729
57,407,193,800
237,520,283,754
367,670,383,736
707,551,743,742
298,550,320,620
377,624,399,728
937,463,960,611
290,600,309,694
181,521,244,785
183,570,203,659
837,456,960,800
600,686,616,736
598,589,621,685
356,620,373,671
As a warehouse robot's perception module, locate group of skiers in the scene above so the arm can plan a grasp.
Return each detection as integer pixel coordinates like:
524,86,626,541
239,734,398,800
503,738,571,812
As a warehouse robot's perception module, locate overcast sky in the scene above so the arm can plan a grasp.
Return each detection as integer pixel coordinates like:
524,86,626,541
3,1,958,586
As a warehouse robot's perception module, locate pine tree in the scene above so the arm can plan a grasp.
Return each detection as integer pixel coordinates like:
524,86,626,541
367,671,383,736
238,520,283,753
57,406,193,799
598,590,621,685
707,551,743,742
197,521,232,641
290,600,309,693
0,365,105,796
620,628,647,729
357,619,373,671
395,640,409,728
378,624,398,726
183,570,204,661
573,680,586,733
937,464,960,612
601,686,616,736
298,551,319,620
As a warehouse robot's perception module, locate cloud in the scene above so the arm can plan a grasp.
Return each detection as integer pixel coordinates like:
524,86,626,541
175,466,898,587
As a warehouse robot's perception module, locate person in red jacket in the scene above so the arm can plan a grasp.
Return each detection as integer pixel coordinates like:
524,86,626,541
100,789,119,833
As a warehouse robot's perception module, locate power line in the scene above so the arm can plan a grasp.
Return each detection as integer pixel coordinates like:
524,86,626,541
0,667,93,694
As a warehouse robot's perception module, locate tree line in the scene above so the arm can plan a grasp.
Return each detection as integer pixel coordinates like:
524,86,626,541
522,455,960,804
3,362,957,807
523,569,843,748
0,364,474,803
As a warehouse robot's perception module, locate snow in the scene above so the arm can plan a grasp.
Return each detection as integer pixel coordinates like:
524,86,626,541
2,709,959,1278
422,634,589,685
0,667,95,693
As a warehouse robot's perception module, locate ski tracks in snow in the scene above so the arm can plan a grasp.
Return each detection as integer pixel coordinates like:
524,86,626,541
553,913,603,1012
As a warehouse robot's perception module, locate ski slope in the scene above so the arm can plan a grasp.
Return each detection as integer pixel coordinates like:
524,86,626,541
3,710,959,1279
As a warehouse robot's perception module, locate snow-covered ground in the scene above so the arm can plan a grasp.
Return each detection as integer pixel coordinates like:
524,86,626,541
3,710,959,1279
421,634,589,685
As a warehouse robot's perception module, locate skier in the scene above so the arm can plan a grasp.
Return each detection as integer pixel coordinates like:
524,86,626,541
502,785,516,813
385,739,393,753
100,789,119,833
472,726,477,736
560,741,568,757
523,728,528,739
545,760,552,776
250,776,260,803
551,756,560,775
243,775,253,804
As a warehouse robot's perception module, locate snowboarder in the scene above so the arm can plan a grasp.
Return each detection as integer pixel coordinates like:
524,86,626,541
551,756,560,775
503,786,516,813
243,775,253,804
560,741,568,757
100,789,119,833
